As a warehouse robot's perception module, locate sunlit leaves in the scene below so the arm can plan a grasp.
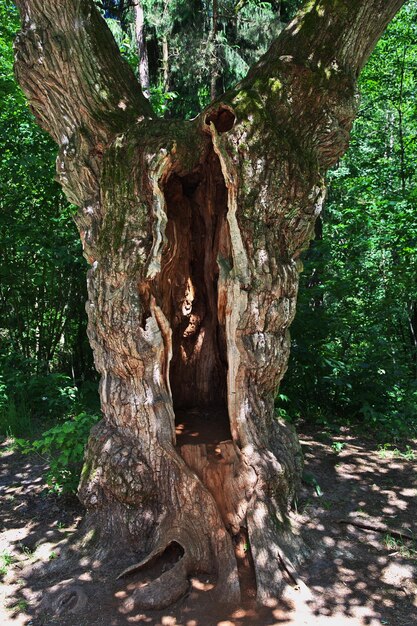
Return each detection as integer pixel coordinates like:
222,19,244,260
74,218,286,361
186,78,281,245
281,0,417,436
0,1,91,377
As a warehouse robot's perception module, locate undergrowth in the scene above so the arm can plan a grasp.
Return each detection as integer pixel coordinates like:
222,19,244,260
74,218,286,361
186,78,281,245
16,411,100,494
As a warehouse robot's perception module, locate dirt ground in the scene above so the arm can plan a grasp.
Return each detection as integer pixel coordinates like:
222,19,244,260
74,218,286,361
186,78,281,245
1,426,416,626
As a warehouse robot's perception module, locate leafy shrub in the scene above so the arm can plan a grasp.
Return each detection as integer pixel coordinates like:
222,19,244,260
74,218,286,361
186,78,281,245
150,83,178,117
0,398,32,438
1,351,100,492
0,372,32,436
0,353,100,437
18,412,100,494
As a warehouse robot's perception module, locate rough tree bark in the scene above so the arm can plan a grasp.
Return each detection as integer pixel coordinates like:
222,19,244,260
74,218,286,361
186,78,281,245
14,0,406,611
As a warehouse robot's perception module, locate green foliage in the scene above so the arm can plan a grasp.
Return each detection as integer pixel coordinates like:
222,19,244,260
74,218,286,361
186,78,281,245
19,412,101,494
302,470,323,496
150,83,178,117
280,1,417,439
0,397,31,439
101,0,297,119
383,533,417,559
0,1,95,381
163,0,284,118
0,352,100,437
12,600,29,614
377,443,416,461
105,16,139,68
331,441,346,454
0,552,14,578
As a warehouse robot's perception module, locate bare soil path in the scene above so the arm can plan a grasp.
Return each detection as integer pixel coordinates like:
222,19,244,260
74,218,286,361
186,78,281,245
1,426,416,626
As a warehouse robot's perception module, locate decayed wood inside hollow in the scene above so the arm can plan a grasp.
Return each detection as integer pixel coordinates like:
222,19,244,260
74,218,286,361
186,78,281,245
161,149,232,446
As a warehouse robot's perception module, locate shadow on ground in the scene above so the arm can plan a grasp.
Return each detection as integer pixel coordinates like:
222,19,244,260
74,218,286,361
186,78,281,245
297,428,417,626
1,429,416,626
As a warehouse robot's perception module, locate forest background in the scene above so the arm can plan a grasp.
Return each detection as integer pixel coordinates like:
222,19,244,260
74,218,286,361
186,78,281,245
0,0,416,493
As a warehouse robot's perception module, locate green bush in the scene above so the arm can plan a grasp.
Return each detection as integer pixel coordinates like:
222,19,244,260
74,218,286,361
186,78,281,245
19,412,101,494
0,353,99,437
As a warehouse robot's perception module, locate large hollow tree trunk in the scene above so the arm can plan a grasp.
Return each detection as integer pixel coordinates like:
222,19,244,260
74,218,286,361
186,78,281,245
14,0,406,611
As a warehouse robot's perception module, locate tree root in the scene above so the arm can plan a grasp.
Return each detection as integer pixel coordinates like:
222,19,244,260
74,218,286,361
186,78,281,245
51,586,89,615
38,579,89,616
338,518,414,540
120,557,189,611
117,539,191,610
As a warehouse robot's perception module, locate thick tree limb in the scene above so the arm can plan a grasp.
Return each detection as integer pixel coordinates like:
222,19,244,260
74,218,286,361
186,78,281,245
237,0,407,170
14,0,155,248
14,0,153,149
275,0,407,77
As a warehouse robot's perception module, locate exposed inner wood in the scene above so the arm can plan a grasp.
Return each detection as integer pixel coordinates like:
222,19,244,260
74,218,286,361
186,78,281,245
118,541,185,582
233,527,257,605
175,407,232,446
179,440,241,531
161,149,232,443
160,149,256,591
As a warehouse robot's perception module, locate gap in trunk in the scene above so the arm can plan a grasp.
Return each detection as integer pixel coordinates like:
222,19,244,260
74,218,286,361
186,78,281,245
233,528,257,605
161,149,232,447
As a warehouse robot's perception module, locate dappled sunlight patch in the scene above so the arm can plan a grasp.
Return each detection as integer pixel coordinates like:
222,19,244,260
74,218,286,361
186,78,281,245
126,614,153,624
160,617,178,626
2,426,416,625
190,577,215,591
296,427,417,625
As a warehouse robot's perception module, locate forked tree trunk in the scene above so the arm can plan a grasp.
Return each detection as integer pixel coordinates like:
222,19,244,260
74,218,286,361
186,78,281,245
14,0,405,611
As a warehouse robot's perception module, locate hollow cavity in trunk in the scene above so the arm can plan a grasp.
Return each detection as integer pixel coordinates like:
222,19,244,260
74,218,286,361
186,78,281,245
161,148,232,448
159,145,258,601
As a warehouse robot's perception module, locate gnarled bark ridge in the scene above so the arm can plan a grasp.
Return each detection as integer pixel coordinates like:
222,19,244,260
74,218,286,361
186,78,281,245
14,0,406,611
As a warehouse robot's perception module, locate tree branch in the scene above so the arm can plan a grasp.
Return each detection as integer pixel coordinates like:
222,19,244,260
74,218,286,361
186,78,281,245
276,0,407,77
238,0,407,169
14,0,153,149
